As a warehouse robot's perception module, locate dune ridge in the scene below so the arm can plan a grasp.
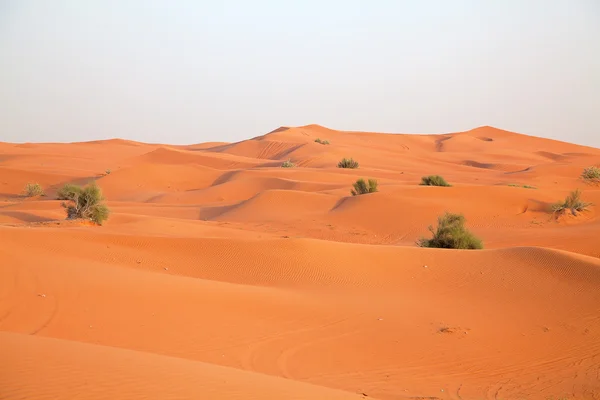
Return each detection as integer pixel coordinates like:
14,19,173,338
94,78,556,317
1,124,600,400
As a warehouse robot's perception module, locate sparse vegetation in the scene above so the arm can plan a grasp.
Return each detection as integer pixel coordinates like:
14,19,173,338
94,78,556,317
337,158,359,169
281,159,295,168
581,166,600,182
58,182,110,225
420,175,451,187
314,138,330,145
23,183,44,197
417,212,483,250
551,189,591,215
105,169,111,175
508,183,537,189
351,178,378,196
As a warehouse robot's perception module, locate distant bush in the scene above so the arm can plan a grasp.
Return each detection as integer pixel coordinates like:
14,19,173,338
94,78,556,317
281,159,295,168
105,169,111,175
420,175,451,187
23,183,44,197
351,178,378,196
314,138,330,145
418,212,483,250
551,189,591,215
508,183,537,189
337,158,359,169
581,166,600,182
59,182,110,225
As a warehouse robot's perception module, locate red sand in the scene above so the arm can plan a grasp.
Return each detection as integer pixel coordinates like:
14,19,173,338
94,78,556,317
1,125,600,399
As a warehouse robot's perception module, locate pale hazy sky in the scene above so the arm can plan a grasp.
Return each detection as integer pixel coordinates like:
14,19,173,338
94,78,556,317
1,1,599,147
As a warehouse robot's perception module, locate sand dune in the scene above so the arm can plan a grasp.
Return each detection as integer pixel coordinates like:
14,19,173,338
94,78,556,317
0,332,365,400
1,124,600,400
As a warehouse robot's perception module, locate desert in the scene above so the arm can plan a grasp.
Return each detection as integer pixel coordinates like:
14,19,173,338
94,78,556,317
1,124,600,400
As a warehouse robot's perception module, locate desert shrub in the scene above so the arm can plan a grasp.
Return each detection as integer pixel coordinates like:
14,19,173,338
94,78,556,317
337,158,359,169
59,182,110,225
281,159,295,168
551,189,591,215
56,183,81,200
314,138,330,145
581,166,600,182
351,178,378,196
420,175,451,187
105,169,111,175
23,183,44,197
418,212,483,250
508,183,537,189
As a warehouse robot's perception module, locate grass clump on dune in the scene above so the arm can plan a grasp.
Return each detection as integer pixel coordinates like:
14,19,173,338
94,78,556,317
337,158,359,169
281,159,295,168
314,138,330,145
508,183,537,189
418,212,483,250
581,166,600,182
23,183,44,197
351,178,378,196
551,189,591,216
58,182,110,225
420,175,451,187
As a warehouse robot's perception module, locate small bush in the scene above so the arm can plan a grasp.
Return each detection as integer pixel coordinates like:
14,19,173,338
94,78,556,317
57,183,81,200
59,182,110,225
551,189,591,215
351,178,378,196
314,138,330,145
581,166,600,182
337,158,359,169
23,183,44,197
105,169,111,175
418,212,483,250
420,175,451,187
508,183,537,189
281,159,295,168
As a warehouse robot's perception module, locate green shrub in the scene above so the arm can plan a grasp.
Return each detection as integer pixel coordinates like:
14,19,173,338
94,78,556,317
57,183,81,200
581,166,600,182
89,203,110,224
351,178,378,196
281,159,295,168
551,189,591,215
59,182,110,225
314,138,330,145
418,212,483,249
420,175,451,187
23,183,44,197
337,158,359,169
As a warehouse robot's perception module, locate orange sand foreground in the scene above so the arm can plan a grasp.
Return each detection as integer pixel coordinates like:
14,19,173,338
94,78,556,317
1,125,600,400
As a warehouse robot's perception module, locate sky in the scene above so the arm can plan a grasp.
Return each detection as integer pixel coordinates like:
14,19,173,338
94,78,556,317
0,1,599,147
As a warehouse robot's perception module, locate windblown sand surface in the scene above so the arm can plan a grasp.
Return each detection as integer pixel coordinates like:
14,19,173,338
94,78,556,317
1,125,600,400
